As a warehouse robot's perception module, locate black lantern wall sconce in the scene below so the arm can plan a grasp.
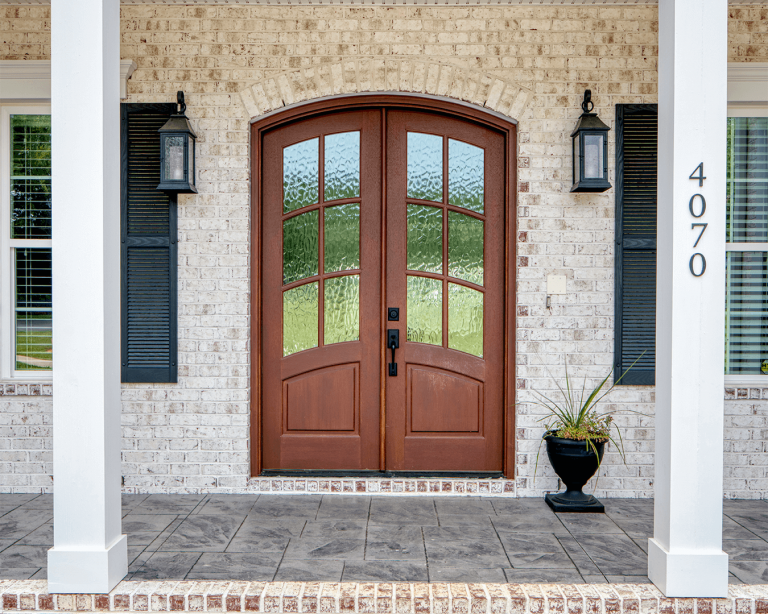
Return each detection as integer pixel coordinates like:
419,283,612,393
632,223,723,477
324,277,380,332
157,91,197,194
570,90,611,193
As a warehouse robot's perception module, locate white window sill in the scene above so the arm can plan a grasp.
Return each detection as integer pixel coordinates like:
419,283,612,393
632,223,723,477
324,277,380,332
725,376,768,387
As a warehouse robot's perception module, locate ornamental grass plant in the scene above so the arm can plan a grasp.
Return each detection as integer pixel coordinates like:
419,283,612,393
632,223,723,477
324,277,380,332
531,354,645,485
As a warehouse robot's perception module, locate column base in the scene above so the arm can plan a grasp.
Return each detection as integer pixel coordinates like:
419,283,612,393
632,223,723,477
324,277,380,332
48,534,128,593
648,537,728,597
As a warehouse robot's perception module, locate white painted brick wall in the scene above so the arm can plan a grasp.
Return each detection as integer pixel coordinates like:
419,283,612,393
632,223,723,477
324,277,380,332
0,4,765,496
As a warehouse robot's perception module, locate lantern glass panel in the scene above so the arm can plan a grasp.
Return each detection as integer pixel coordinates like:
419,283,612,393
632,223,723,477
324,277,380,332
583,134,603,179
188,138,194,187
573,134,580,184
165,135,185,182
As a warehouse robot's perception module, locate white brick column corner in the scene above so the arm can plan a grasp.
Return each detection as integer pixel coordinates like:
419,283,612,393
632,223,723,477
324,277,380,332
649,0,729,598
48,0,127,593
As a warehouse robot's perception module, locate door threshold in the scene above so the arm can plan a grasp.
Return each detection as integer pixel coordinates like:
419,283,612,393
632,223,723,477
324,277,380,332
250,472,516,497
260,470,503,479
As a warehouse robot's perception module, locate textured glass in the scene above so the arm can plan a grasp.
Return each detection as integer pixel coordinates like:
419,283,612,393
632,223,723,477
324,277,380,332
448,211,484,285
448,139,484,213
407,276,442,346
14,248,52,371
324,132,360,201
165,136,185,181
407,204,442,274
584,134,603,179
283,282,319,356
11,115,51,239
325,203,360,273
407,132,443,202
726,117,768,243
283,210,318,284
725,251,768,374
283,138,319,213
448,283,483,358
324,275,360,345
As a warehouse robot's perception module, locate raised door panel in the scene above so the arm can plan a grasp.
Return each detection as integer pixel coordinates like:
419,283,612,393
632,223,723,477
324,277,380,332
285,363,359,432
408,365,482,433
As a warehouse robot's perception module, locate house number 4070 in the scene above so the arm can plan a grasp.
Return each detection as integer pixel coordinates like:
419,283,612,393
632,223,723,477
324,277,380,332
689,162,707,277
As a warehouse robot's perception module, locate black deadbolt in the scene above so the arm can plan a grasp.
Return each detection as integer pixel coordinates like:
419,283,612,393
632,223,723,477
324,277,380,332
388,307,399,321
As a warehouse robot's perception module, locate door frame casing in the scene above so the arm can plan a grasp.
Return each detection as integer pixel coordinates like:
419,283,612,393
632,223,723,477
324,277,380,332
250,94,518,477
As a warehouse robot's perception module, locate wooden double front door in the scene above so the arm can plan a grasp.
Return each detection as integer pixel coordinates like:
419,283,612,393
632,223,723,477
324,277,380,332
259,101,512,473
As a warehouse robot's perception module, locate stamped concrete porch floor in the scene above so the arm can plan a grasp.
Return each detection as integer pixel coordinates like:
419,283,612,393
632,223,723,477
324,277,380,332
2,494,768,584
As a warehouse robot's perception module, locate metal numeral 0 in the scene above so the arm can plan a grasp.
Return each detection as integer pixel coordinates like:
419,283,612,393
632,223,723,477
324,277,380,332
689,253,706,277
689,194,706,218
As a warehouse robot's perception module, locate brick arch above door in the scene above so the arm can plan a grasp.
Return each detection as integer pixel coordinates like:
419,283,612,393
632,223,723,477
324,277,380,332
237,59,533,123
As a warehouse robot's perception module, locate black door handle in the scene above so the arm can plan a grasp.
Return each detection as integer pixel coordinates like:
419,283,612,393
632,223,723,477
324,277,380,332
387,329,399,376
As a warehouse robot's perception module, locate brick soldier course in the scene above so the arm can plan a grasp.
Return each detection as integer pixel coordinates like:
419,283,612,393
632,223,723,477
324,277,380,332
4,580,768,614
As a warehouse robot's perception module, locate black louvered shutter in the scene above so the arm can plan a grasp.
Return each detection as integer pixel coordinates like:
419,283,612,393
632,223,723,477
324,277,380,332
614,105,658,385
121,104,178,383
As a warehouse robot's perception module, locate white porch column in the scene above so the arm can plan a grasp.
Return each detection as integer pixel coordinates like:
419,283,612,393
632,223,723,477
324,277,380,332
649,0,729,598
47,0,127,593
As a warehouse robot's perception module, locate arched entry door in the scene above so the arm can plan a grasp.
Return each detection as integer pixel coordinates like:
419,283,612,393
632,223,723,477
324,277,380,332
255,97,515,474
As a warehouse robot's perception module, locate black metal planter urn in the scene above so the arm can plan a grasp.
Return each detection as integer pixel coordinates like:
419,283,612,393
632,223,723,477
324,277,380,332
544,432,605,513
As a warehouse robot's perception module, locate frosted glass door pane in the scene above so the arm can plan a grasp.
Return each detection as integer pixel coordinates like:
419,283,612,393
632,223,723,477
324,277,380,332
448,139,484,213
448,283,483,357
283,210,318,284
325,203,360,273
407,204,442,274
407,276,442,346
283,282,319,356
407,133,443,202
324,132,360,201
283,138,319,213
324,275,360,345
448,211,483,285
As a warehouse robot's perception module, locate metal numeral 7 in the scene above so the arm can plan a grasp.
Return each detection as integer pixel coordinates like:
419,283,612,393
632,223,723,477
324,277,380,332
692,223,707,248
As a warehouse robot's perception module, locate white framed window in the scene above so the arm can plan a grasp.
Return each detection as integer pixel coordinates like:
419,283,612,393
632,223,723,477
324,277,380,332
724,62,768,385
0,105,52,380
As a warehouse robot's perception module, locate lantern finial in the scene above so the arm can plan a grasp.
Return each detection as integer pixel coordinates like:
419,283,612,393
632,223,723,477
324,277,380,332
177,91,186,115
581,89,594,114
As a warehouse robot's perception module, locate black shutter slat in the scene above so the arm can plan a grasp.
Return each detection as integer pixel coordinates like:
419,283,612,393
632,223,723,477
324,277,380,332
615,104,658,386
121,103,178,383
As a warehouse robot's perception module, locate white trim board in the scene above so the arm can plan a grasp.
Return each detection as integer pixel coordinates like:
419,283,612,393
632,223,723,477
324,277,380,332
728,63,768,107
0,60,136,101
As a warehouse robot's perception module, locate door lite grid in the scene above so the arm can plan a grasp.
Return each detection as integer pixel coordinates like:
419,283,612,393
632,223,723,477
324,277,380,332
405,133,485,358
280,132,486,361
281,132,362,357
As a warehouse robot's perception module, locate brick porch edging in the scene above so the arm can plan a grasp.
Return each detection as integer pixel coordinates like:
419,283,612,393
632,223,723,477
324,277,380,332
122,477,518,497
1,581,767,614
